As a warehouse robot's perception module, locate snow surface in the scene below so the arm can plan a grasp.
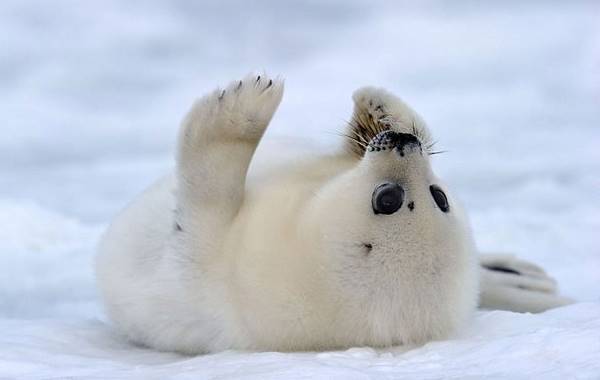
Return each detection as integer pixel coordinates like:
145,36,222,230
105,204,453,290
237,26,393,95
1,0,599,378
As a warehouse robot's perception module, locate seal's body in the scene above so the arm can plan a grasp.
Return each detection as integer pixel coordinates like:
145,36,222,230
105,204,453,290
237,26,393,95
96,75,570,354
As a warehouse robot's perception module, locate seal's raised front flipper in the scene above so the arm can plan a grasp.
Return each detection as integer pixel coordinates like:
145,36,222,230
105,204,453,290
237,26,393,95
175,74,284,258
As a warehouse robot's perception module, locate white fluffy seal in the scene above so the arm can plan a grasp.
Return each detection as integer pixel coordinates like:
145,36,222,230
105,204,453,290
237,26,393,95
96,74,571,354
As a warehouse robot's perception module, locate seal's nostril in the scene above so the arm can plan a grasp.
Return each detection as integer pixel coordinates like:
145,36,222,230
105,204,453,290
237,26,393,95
394,133,421,156
372,183,404,215
395,133,421,148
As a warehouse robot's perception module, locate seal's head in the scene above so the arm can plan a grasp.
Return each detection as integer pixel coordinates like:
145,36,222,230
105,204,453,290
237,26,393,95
302,87,479,346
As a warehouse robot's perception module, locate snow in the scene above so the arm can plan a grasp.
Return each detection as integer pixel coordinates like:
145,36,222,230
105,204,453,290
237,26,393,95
1,0,599,378
1,305,600,379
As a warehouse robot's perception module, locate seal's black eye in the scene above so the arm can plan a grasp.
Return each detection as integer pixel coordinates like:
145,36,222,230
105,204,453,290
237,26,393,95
372,183,404,215
430,185,449,212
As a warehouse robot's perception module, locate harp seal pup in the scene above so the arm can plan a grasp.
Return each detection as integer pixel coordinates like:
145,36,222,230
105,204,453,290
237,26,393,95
96,74,571,354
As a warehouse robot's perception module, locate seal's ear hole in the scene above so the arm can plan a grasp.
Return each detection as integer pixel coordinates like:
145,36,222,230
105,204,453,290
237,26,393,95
429,185,449,212
372,183,404,215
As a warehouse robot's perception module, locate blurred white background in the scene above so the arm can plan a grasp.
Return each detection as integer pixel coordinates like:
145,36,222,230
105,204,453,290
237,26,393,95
0,0,598,318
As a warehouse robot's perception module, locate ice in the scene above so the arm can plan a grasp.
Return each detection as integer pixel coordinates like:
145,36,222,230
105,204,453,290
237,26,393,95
1,0,599,378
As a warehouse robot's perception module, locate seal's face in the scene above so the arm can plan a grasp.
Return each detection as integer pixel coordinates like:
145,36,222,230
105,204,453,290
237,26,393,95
307,128,478,344
367,131,450,216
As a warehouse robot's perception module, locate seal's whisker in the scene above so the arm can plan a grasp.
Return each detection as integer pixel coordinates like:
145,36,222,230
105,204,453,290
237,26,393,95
334,129,370,154
428,150,447,156
337,130,368,146
349,128,371,145
426,140,438,150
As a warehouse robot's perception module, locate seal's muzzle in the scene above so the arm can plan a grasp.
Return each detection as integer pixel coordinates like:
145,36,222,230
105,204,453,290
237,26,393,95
368,130,422,156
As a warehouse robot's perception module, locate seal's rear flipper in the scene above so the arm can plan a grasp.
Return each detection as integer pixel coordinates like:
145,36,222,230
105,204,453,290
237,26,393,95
478,253,574,313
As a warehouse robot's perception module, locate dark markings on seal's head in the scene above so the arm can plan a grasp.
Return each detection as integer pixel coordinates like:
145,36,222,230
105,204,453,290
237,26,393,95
407,201,415,212
175,222,183,232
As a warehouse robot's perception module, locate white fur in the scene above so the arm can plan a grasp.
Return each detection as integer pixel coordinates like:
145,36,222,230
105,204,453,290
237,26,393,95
478,253,572,312
96,75,568,354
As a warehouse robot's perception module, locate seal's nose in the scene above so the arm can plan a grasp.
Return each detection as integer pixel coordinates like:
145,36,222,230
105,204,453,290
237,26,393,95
368,130,421,156
393,132,420,148
394,132,421,157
